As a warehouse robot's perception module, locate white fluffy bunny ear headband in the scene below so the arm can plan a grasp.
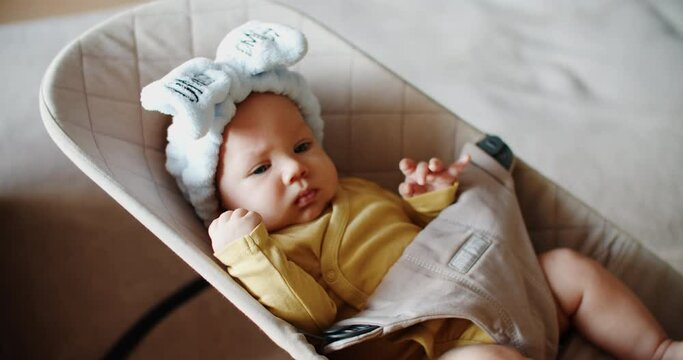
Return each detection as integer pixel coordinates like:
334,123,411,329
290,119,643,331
140,21,324,226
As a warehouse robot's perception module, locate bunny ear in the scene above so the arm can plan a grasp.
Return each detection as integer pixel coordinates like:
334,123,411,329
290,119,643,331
215,20,307,75
140,58,231,139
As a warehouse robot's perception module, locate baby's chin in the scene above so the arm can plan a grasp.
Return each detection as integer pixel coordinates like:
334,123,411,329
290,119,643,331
298,206,325,224
264,202,329,232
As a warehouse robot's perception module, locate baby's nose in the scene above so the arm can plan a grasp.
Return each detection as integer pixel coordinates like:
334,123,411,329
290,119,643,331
283,159,308,185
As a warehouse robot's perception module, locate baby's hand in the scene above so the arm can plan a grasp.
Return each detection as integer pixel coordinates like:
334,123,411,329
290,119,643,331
398,155,470,198
208,209,263,253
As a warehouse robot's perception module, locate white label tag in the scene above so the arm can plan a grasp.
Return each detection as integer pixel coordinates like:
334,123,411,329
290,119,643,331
448,235,491,273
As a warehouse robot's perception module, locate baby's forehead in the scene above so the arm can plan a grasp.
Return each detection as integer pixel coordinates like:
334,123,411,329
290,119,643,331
220,116,312,157
224,114,311,138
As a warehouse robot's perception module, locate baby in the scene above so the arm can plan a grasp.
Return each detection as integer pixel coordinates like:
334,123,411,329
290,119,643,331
208,91,681,360
141,21,681,359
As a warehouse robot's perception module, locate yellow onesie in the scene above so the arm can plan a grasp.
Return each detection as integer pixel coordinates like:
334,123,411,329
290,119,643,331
215,177,492,358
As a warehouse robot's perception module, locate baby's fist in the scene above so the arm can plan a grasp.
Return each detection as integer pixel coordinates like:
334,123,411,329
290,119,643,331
209,209,262,253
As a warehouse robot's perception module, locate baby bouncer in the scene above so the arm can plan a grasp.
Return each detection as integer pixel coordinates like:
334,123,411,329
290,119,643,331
40,0,683,358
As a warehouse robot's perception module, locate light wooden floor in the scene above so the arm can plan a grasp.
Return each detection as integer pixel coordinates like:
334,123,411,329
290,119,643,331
0,0,144,23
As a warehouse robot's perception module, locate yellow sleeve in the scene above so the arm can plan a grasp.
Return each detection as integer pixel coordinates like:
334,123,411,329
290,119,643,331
404,182,459,225
214,223,337,334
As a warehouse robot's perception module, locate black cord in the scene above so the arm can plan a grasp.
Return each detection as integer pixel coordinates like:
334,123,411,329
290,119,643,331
103,277,209,360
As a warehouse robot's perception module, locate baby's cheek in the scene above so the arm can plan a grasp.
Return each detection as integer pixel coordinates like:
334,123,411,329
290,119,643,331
253,190,288,230
261,211,292,232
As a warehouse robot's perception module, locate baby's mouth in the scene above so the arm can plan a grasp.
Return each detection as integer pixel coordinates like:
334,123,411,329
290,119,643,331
296,188,318,207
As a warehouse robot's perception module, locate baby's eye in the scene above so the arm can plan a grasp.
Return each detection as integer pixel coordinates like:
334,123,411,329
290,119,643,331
250,164,270,175
294,141,311,153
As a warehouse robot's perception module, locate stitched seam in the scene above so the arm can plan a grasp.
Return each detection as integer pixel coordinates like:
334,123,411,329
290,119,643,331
55,118,166,152
432,218,499,242
469,162,515,195
401,254,518,344
80,53,138,61
527,225,600,231
51,84,86,93
52,86,142,105
127,56,190,62
79,40,111,174
427,219,551,287
132,9,170,202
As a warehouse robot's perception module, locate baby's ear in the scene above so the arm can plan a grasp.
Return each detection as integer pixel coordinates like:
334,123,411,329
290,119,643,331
215,20,307,75
140,58,231,139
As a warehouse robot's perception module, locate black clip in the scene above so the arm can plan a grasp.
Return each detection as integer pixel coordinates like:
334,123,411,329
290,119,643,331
302,324,380,352
322,324,380,343
476,135,514,170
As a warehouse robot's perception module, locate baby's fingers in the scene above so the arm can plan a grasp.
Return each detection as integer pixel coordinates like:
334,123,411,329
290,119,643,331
448,154,471,177
415,161,429,185
399,182,427,198
398,182,413,198
428,158,444,173
232,208,249,217
399,158,416,176
208,216,218,235
242,210,263,227
213,210,235,226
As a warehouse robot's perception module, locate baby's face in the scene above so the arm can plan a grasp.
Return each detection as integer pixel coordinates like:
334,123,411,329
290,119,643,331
216,92,338,232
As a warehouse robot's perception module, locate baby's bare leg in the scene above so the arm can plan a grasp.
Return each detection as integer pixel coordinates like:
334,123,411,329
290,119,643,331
539,248,682,360
439,344,527,360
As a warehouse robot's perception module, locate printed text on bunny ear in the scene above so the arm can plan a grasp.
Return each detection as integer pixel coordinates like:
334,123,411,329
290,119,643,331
164,73,215,103
236,28,280,57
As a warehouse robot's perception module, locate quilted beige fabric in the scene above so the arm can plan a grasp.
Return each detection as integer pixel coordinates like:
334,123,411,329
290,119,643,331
39,0,682,359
